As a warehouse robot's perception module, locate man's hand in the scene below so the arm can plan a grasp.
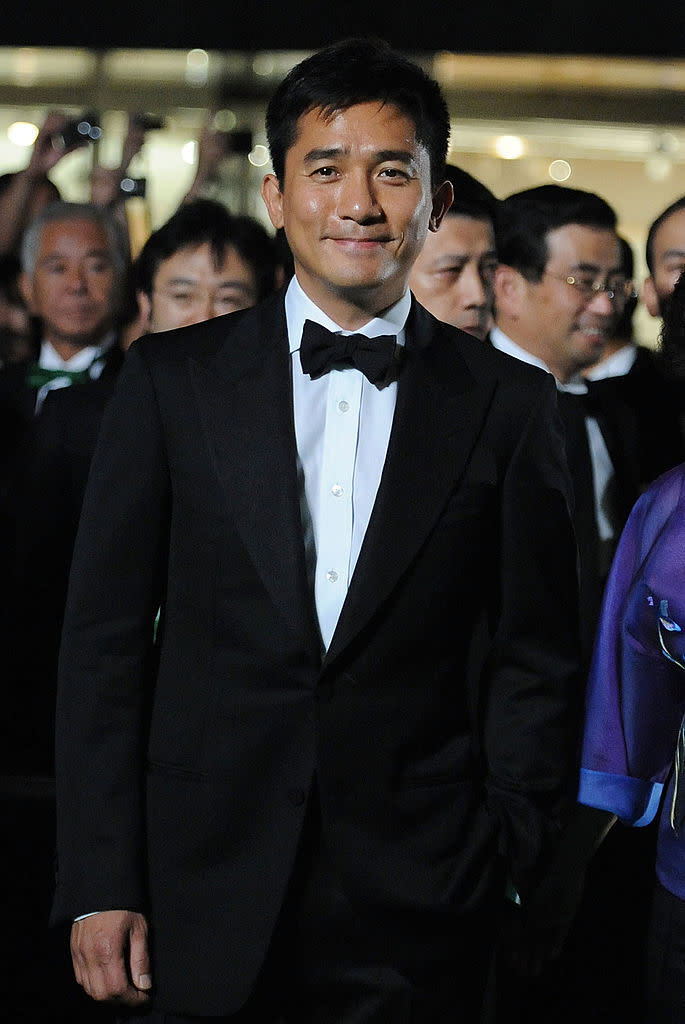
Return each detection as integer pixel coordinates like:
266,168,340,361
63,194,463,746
70,910,152,1006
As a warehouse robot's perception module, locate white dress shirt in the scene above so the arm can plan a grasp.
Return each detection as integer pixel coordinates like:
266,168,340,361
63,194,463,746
34,332,117,414
285,277,410,650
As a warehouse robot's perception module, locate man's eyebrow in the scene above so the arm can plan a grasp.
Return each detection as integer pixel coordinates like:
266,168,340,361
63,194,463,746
40,248,111,262
662,248,685,259
302,147,416,166
568,262,621,274
303,147,347,163
374,149,415,166
163,276,199,287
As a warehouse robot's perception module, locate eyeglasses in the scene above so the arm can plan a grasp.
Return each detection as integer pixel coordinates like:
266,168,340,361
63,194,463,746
543,271,627,302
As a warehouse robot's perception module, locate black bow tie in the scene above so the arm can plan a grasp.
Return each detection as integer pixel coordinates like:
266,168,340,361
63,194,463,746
299,320,399,385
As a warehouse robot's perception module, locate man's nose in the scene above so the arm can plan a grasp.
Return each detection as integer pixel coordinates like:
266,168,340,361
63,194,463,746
586,288,614,315
338,172,382,221
65,265,88,291
459,264,488,308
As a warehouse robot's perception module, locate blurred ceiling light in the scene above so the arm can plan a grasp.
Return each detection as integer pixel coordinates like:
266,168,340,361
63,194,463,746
8,121,39,146
549,159,572,181
252,54,275,77
645,153,673,182
248,144,270,167
185,49,209,86
181,141,197,165
213,109,237,132
494,135,526,160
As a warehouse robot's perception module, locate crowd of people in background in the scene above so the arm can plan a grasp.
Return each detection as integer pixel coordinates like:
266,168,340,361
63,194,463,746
1,65,685,1022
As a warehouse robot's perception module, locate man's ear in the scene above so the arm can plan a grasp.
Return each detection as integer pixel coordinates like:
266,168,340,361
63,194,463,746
261,174,285,231
18,271,36,314
136,290,153,330
428,181,454,233
642,275,660,318
494,264,526,318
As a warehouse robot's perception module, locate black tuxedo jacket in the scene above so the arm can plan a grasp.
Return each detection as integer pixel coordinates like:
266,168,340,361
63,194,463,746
1,347,123,774
53,293,580,1014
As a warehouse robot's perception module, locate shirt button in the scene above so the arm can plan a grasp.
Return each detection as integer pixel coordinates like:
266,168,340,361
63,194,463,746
331,483,343,497
338,400,349,413
326,570,339,583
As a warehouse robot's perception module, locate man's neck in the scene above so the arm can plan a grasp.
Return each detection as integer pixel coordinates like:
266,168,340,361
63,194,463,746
494,320,573,385
293,273,406,332
43,330,112,364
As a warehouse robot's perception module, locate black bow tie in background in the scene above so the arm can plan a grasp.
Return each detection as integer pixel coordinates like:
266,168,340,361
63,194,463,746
299,319,399,385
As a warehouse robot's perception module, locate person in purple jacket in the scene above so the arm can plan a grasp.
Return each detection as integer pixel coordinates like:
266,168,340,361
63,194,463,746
523,270,685,1023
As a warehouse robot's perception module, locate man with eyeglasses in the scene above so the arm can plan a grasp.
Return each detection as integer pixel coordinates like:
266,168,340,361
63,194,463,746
490,185,645,1024
492,184,639,667
134,198,278,337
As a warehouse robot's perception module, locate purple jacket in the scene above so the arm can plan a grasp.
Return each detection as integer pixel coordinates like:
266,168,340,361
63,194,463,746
579,463,685,900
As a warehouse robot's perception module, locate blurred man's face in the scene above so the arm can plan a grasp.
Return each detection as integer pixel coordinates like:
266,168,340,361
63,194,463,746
644,207,685,318
496,223,622,384
139,242,259,333
20,218,117,353
409,214,496,339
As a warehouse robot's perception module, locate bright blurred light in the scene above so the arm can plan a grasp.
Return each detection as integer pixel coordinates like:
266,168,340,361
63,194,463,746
213,109,237,132
185,49,209,85
181,140,197,165
494,135,525,160
252,55,275,77
549,159,572,181
8,121,39,146
248,144,270,167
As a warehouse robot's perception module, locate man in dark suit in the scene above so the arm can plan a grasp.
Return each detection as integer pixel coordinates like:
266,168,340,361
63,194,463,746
53,39,580,1023
492,185,640,670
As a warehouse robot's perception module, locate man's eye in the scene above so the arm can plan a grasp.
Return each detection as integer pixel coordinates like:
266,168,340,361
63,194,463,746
171,293,194,304
379,167,409,180
311,166,337,179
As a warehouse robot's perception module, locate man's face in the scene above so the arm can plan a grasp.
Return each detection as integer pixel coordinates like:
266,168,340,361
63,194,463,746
644,207,685,317
20,218,117,351
139,242,259,334
409,214,496,339
499,223,621,383
261,102,451,328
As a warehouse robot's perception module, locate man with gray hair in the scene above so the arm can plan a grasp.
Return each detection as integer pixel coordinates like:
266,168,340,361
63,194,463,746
0,201,129,1015
1,200,129,767
16,200,128,412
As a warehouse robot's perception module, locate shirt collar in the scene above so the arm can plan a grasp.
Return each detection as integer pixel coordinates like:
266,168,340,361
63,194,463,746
39,331,117,373
285,275,410,356
490,325,588,395
584,342,637,381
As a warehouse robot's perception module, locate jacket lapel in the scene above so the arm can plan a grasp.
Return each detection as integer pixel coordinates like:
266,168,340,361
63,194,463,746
325,304,498,665
188,295,321,663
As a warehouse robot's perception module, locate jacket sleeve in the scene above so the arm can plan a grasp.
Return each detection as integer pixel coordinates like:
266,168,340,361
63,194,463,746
483,374,581,900
52,340,170,923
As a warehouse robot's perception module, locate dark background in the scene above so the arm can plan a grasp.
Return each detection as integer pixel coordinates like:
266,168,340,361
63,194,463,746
5,4,685,57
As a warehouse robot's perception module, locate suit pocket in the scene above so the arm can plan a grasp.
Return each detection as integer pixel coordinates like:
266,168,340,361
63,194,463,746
146,759,209,779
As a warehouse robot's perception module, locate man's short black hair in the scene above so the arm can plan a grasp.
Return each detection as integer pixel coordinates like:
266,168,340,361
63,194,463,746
646,196,685,274
135,199,278,301
265,38,450,190
497,184,617,283
444,165,498,228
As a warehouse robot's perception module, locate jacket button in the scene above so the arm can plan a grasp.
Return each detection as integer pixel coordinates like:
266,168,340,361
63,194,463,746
287,787,306,806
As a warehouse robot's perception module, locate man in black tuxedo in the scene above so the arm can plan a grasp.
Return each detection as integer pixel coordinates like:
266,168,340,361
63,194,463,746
54,39,580,1023
492,185,640,670
491,187,650,1024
